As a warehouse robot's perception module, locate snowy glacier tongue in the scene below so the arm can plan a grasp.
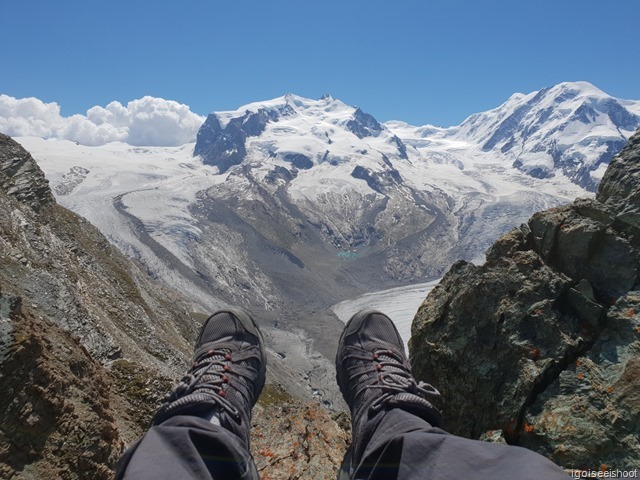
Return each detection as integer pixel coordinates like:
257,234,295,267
332,280,440,354
17,137,230,309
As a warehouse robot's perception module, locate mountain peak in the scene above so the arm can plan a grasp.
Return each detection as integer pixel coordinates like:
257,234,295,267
195,94,402,173
453,82,640,190
283,92,306,108
552,80,605,97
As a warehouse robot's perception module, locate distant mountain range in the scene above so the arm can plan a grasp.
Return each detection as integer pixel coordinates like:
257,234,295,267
196,81,640,191
18,82,640,316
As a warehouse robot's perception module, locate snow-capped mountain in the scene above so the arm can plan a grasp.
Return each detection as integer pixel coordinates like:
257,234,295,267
194,93,410,174
450,81,640,190
18,82,639,318
195,83,640,192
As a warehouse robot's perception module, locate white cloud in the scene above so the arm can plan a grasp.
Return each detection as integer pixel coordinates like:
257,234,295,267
0,94,206,146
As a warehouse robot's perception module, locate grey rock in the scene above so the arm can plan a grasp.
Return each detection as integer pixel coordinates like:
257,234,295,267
350,164,401,193
0,291,21,319
597,129,640,209
410,252,583,440
520,291,640,468
479,430,508,444
283,153,313,169
566,285,605,330
194,108,278,173
529,203,638,299
53,166,90,195
346,107,382,139
391,135,409,160
0,133,55,211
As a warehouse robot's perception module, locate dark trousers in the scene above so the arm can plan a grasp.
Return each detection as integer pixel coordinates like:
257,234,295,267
115,409,570,479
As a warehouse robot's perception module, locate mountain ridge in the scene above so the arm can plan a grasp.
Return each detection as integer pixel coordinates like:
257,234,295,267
194,81,639,191
450,81,640,189
0,133,196,478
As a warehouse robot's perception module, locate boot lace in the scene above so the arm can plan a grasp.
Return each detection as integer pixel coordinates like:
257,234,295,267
345,346,440,413
162,344,261,420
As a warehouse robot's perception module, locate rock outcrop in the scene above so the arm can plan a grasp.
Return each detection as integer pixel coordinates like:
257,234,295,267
0,134,55,211
0,133,198,478
252,386,349,480
410,129,640,469
194,107,280,173
0,292,121,479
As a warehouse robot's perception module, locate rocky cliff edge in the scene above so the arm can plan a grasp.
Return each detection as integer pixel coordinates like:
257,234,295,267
410,129,640,469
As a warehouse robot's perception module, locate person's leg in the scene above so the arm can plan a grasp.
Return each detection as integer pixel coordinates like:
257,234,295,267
115,308,266,480
115,416,258,480
336,310,570,480
351,408,570,480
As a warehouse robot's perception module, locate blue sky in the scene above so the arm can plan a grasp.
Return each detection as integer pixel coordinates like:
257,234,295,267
1,0,639,127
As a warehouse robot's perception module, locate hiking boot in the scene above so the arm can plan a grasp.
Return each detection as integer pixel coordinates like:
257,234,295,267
336,309,441,474
152,308,266,448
